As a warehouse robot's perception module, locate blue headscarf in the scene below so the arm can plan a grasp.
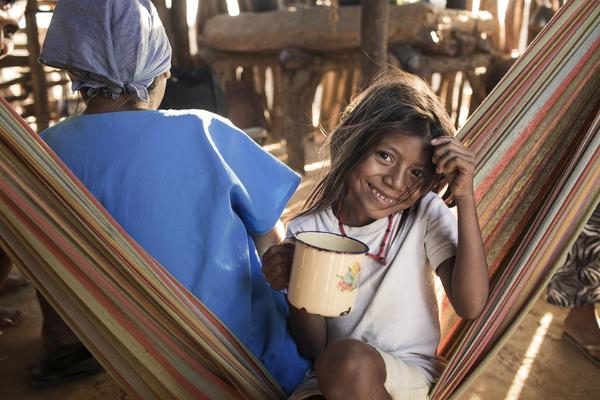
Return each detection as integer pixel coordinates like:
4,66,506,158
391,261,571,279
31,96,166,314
39,0,172,102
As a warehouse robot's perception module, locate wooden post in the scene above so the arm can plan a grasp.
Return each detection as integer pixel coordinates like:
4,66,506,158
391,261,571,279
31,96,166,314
505,0,525,53
480,0,501,51
279,48,321,173
270,65,285,141
152,0,175,51
170,0,193,67
360,0,389,88
25,0,49,131
197,0,228,65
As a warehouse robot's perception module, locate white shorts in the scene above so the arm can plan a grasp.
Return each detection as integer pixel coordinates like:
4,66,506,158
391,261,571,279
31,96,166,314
289,347,432,400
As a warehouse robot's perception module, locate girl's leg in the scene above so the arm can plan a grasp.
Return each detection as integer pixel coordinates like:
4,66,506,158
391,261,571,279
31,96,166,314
37,291,79,351
314,339,391,400
0,249,24,328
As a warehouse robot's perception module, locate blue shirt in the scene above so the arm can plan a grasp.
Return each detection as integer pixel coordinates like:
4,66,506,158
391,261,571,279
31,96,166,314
41,109,310,392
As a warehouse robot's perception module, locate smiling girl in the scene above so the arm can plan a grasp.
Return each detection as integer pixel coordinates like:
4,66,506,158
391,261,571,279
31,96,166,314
262,70,489,399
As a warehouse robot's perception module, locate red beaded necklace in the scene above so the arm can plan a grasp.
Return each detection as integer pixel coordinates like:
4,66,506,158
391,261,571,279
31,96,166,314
336,208,394,266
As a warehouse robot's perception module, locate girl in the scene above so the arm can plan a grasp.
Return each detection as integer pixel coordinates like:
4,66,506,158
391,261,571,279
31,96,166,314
262,70,489,399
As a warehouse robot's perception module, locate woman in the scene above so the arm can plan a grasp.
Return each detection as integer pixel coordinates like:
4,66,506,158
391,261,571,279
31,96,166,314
548,204,600,368
32,0,309,392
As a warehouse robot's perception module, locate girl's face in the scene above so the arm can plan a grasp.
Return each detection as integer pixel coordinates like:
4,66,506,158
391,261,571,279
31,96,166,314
342,131,434,226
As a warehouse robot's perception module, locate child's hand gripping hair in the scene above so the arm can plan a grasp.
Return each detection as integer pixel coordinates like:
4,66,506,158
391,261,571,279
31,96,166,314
430,136,476,200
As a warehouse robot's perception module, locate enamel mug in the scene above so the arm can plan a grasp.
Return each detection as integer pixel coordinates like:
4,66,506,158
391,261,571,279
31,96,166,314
287,231,369,317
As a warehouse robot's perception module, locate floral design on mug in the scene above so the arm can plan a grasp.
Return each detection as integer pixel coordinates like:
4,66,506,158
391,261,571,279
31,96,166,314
336,262,361,292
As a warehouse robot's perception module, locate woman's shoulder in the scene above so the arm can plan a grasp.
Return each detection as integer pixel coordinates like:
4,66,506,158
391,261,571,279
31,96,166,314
159,109,240,130
40,116,72,139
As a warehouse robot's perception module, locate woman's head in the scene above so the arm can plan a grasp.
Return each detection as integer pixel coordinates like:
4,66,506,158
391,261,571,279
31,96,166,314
303,69,455,222
38,0,171,108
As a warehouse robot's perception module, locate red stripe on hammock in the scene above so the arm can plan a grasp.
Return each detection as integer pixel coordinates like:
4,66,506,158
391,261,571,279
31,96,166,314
0,173,238,399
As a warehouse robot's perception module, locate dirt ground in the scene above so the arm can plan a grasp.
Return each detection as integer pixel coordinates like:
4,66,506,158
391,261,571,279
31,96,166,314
2,276,599,400
1,141,599,399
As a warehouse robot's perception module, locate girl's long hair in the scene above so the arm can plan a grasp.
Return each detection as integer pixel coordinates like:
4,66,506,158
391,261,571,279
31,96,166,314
298,69,455,219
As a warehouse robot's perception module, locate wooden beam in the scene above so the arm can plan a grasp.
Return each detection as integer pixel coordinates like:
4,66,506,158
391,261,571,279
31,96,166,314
393,46,492,75
203,49,360,88
0,55,29,68
202,3,495,54
0,75,29,89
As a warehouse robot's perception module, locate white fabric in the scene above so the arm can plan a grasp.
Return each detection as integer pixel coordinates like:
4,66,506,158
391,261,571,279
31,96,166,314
287,192,457,382
288,346,431,400
375,347,432,400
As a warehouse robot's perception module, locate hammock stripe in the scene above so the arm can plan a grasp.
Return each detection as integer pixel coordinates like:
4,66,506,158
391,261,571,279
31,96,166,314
0,0,598,399
434,0,599,398
0,97,285,398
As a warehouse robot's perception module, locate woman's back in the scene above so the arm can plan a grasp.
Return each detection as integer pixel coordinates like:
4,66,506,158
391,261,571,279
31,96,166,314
41,108,310,392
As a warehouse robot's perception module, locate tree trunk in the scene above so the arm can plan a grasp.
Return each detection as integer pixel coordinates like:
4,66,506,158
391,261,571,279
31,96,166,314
360,0,388,87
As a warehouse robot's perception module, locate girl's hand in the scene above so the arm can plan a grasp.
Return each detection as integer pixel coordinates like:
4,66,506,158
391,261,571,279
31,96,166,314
261,241,295,291
431,137,475,200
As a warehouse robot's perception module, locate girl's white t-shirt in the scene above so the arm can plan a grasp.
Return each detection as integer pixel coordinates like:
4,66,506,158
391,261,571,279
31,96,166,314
287,192,457,382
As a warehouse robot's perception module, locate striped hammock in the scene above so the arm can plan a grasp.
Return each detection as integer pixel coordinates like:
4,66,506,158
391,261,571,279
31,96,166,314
0,0,598,399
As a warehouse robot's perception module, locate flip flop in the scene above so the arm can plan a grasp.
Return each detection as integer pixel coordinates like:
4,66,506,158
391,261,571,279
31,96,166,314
30,343,104,388
0,308,24,328
562,331,600,368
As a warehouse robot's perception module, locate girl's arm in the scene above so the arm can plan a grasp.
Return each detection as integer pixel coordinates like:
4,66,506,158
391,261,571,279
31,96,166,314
252,220,286,257
432,137,489,319
262,243,328,359
288,305,327,359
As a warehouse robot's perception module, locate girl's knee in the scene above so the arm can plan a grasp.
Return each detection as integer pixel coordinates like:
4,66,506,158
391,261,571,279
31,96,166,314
315,339,386,395
316,339,359,369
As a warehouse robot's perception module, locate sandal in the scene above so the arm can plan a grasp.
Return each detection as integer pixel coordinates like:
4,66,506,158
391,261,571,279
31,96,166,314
0,308,24,328
30,343,104,388
562,331,600,368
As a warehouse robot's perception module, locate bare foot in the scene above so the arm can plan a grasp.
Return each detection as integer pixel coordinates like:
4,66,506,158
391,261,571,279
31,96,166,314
564,304,600,363
0,274,29,295
0,308,25,328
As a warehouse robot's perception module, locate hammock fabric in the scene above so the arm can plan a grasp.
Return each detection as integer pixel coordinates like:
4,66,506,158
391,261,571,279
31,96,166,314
0,0,598,399
432,0,599,398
